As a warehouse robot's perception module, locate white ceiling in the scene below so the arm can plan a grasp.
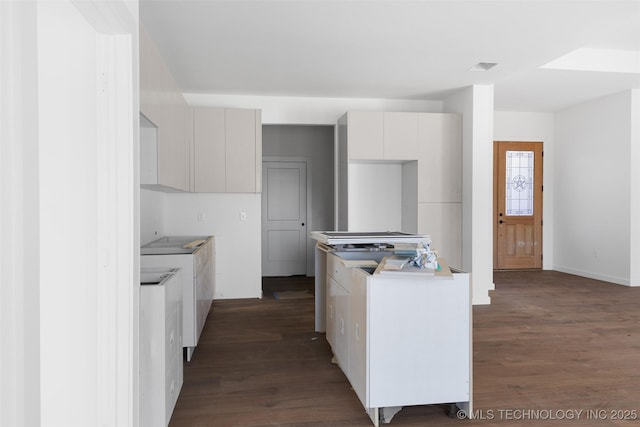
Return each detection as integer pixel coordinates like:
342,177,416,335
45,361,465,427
140,0,640,112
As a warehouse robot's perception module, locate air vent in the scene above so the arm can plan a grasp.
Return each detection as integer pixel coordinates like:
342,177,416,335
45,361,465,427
471,62,498,71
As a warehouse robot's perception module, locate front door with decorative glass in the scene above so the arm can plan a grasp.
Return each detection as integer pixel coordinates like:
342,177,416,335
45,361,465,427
494,141,543,269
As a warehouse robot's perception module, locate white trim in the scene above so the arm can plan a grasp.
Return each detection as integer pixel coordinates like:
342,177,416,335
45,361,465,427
73,3,138,425
554,266,632,287
96,32,138,427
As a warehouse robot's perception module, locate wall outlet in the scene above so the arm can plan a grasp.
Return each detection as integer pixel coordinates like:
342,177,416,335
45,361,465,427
197,212,205,222
239,211,247,221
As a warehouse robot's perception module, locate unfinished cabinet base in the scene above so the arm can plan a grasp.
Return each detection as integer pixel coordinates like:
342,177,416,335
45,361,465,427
318,244,472,427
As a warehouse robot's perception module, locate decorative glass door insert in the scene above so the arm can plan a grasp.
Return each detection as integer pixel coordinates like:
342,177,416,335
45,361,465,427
505,151,534,216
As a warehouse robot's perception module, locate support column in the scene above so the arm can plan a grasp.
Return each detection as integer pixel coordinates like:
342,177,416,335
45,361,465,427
444,85,495,304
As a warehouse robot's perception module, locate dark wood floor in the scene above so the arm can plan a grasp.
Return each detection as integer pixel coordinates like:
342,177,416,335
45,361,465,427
169,271,640,427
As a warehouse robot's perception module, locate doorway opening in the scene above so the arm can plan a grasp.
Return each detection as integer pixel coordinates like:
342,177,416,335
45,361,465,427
261,125,335,278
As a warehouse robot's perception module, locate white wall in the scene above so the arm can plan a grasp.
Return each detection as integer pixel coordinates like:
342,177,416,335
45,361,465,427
555,91,634,285
494,111,555,269
1,3,41,426
631,90,640,286
140,188,166,245
163,193,262,299
444,86,494,305
185,93,443,125
348,163,403,231
38,6,101,422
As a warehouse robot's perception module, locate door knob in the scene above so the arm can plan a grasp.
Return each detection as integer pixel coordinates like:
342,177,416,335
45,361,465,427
499,220,504,224
301,223,305,226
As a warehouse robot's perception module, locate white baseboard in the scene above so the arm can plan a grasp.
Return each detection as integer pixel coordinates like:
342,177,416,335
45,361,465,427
553,265,632,286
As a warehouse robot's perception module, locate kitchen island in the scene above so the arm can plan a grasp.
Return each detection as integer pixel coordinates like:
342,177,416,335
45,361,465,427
311,231,472,426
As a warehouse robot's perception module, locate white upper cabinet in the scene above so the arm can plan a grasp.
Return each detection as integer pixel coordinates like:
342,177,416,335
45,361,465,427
383,112,418,160
417,113,462,203
139,26,189,192
347,112,383,160
226,108,259,193
337,110,462,265
191,107,262,193
346,112,418,161
193,107,226,193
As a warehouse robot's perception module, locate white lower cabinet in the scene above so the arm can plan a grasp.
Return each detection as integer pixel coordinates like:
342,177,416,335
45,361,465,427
325,253,472,426
139,269,183,427
327,276,350,372
348,269,368,406
141,236,215,362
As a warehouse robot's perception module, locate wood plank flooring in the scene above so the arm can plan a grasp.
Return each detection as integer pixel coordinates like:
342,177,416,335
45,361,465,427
169,271,640,427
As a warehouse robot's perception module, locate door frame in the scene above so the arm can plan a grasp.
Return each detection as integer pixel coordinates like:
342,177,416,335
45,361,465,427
0,1,138,425
493,141,544,269
262,156,313,275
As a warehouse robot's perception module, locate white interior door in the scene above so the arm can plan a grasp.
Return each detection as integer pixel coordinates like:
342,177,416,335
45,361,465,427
262,161,307,276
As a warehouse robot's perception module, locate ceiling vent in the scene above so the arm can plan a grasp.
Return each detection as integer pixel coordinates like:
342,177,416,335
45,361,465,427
471,62,498,71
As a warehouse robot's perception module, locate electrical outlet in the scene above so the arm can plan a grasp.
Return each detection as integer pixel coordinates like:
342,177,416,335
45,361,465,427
240,211,247,221
197,212,205,222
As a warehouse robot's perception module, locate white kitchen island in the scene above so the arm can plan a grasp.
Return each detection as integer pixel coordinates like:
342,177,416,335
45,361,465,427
312,232,472,426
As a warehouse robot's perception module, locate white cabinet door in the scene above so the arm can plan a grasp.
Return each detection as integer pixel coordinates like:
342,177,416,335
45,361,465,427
367,274,470,408
226,108,257,192
347,112,418,161
255,111,262,192
164,271,183,426
326,274,339,353
383,112,418,160
347,112,383,160
349,268,368,407
326,253,351,372
417,113,462,203
139,28,162,127
193,107,225,192
418,203,462,270
333,277,350,374
417,113,462,267
139,272,183,427
191,107,261,193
